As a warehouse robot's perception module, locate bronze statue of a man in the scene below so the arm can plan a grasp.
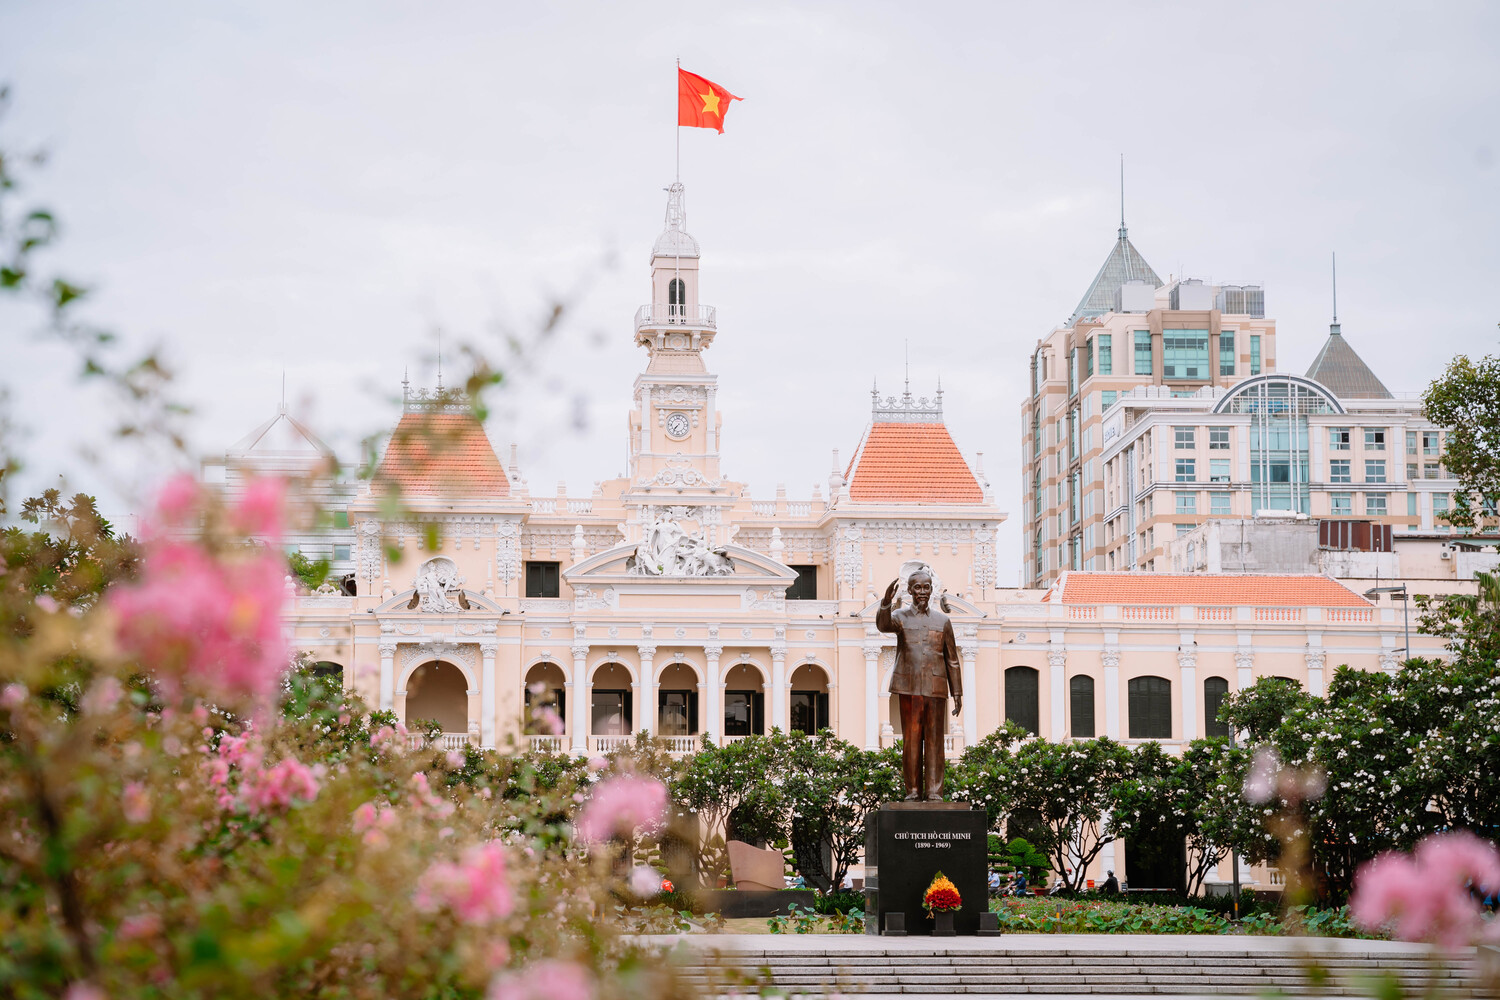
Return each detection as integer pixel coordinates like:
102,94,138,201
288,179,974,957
876,570,962,801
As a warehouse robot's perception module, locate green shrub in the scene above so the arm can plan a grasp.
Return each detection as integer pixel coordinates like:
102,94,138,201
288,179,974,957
813,889,866,915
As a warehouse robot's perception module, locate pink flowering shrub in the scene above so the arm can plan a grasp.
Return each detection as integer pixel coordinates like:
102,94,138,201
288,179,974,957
110,476,290,710
1349,830,1500,950
489,959,594,1000
415,841,515,924
575,774,668,844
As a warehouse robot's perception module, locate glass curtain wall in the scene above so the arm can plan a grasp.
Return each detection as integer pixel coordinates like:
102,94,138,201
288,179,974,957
1223,378,1337,514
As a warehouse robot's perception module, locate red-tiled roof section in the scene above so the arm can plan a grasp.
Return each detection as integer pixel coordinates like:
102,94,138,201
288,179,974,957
847,422,984,504
376,412,509,497
1055,573,1369,607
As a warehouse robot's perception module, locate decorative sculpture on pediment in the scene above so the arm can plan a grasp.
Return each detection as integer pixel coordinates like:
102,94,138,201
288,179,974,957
653,385,707,405
496,520,520,585
644,463,721,490
627,517,734,577
407,557,471,612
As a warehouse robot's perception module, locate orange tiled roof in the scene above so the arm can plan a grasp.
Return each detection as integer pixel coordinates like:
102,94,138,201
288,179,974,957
1053,572,1369,607
375,412,509,497
845,422,984,504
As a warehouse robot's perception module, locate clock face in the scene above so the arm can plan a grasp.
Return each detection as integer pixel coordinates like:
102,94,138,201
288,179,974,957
665,411,691,440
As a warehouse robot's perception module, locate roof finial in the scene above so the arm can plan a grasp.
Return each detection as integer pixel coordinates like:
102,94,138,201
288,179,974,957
436,329,444,390
1118,154,1127,240
1330,251,1341,336
903,340,911,399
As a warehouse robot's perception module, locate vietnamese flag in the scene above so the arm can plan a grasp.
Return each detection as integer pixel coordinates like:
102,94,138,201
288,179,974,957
678,68,741,133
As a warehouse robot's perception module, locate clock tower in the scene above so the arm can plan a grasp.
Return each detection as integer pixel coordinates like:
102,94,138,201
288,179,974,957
626,183,729,488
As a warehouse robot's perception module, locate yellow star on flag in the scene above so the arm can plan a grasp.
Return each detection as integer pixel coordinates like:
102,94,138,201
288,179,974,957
699,90,721,116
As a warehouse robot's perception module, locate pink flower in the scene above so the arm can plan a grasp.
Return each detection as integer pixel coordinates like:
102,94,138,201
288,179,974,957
34,594,59,614
531,706,564,736
414,841,514,924
82,677,124,715
574,775,667,844
586,756,607,772
1243,747,1277,804
446,749,466,769
118,911,163,941
370,724,408,751
628,865,663,898
121,782,151,824
1350,831,1500,951
63,983,107,1000
242,758,320,815
110,537,288,710
154,474,201,530
232,477,285,539
489,960,593,1000
1,683,25,710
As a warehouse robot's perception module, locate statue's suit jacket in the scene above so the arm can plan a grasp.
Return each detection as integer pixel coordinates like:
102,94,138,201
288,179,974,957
875,602,962,700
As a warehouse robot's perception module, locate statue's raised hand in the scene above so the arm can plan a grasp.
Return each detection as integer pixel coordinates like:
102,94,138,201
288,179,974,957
882,578,900,607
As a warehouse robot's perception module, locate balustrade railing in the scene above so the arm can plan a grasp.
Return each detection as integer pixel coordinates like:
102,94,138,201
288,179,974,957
1197,607,1233,622
786,502,811,517
750,501,776,517
1326,608,1373,624
634,304,717,330
662,736,698,755
943,734,963,756
526,735,565,753
590,735,633,754
1121,606,1175,621
1255,607,1302,623
408,732,477,751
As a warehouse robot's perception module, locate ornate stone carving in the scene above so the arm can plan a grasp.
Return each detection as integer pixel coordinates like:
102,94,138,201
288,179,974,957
1305,648,1327,671
642,462,721,489
496,520,520,585
703,645,724,659
1100,646,1120,669
399,641,477,670
628,518,733,576
836,525,864,590
741,588,787,612
573,588,617,611
570,644,590,660
378,640,398,656
637,644,658,659
521,599,574,613
1178,645,1198,670
1046,647,1067,670
358,519,383,586
1234,647,1254,672
410,557,470,613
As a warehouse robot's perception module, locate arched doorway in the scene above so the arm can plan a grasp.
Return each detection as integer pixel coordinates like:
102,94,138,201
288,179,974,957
523,661,566,736
721,662,765,737
655,662,699,736
789,663,830,735
590,663,634,740
405,661,468,735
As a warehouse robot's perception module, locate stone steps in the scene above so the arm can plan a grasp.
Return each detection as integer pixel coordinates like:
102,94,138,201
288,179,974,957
672,946,1478,996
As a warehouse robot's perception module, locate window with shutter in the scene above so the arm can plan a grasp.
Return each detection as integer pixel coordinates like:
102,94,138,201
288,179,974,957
1128,676,1172,739
1203,677,1229,738
1005,667,1040,735
1070,675,1095,737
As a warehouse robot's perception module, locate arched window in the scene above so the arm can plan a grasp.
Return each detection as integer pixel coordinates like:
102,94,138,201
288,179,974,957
668,277,685,317
1005,666,1039,735
1070,675,1095,738
1127,676,1172,739
1203,676,1230,738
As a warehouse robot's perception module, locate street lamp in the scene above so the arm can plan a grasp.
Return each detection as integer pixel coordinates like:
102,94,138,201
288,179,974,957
1363,585,1411,665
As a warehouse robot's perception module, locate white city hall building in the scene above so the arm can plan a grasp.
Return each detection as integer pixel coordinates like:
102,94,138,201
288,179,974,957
216,184,1443,888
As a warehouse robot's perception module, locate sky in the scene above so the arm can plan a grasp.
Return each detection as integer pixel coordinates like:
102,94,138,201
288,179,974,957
2,1,1498,582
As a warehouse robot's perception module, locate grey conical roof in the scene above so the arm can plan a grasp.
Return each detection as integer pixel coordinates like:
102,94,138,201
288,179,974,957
1068,229,1163,325
1304,325,1392,399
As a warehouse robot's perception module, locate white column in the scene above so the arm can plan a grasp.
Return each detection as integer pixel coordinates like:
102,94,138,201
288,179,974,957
637,644,657,734
379,642,397,712
570,644,589,753
703,644,723,745
1102,645,1122,739
480,640,497,749
1099,817,1118,883
1235,645,1254,691
1047,643,1066,739
1179,645,1198,742
1306,645,1326,698
863,644,881,750
771,643,788,732
961,643,978,746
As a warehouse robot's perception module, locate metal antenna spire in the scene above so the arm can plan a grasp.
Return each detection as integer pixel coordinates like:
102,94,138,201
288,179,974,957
1118,154,1128,240
1330,252,1341,335
675,57,681,184
280,370,286,414
904,340,911,398
436,330,444,390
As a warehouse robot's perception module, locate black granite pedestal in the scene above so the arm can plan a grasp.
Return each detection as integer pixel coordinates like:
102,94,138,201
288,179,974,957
863,801,988,936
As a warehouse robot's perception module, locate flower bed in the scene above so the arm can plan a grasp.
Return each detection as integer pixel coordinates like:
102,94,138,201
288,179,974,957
988,897,1378,937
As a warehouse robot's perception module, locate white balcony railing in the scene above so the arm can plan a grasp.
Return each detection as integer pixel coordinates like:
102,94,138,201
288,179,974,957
591,735,634,754
943,734,964,757
635,303,716,331
526,735,565,753
661,735,699,755
408,732,476,752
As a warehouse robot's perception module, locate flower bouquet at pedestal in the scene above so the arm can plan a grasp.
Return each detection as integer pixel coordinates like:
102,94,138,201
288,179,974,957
923,871,961,936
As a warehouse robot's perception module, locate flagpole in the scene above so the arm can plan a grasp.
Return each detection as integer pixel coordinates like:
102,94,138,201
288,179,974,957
675,56,680,183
